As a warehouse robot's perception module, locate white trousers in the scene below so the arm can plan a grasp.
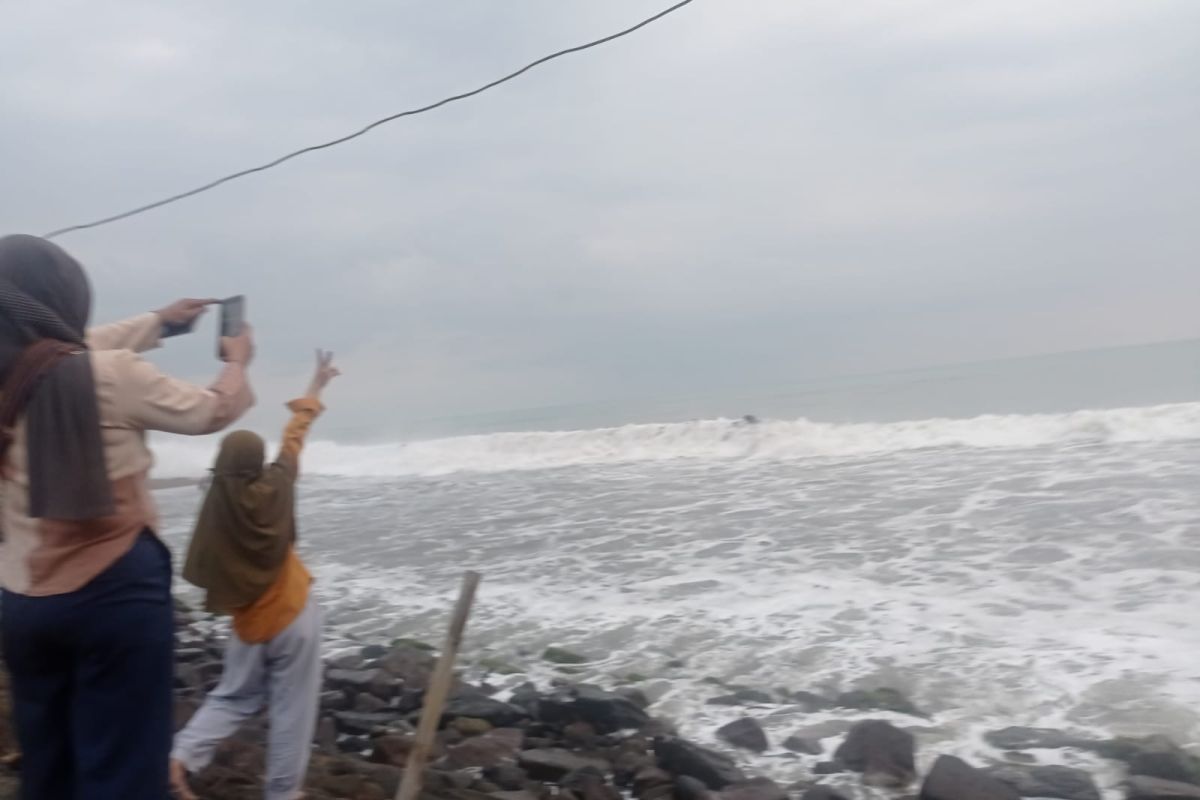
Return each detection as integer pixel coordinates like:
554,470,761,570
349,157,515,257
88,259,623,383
173,596,324,800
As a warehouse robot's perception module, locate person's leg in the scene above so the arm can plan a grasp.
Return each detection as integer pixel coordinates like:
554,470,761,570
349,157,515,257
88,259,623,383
1,589,76,799
263,597,324,800
70,531,175,800
172,626,270,775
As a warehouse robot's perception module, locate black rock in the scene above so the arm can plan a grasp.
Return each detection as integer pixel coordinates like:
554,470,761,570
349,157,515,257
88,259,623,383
986,764,1101,800
355,693,390,713
518,748,610,781
921,755,1019,800
813,762,844,776
834,720,916,787
536,684,651,734
338,735,372,754
1126,776,1200,800
320,690,350,712
984,727,1096,751
719,778,787,800
655,737,747,790
361,644,388,660
441,694,527,728
783,736,823,756
801,788,850,800
676,775,717,800
326,668,385,692
333,711,402,735
509,683,541,717
716,718,769,753
1094,736,1200,786
787,692,834,712
483,765,529,792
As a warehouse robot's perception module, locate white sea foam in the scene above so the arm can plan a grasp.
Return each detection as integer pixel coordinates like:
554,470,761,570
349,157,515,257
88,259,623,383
151,401,1200,478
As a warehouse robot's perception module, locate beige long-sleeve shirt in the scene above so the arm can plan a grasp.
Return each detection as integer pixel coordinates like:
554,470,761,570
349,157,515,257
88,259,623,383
0,312,255,596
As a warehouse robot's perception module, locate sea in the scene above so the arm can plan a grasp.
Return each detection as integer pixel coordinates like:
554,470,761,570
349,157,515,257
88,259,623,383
152,338,1200,797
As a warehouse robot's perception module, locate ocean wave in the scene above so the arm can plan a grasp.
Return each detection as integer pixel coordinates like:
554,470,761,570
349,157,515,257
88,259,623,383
149,401,1200,479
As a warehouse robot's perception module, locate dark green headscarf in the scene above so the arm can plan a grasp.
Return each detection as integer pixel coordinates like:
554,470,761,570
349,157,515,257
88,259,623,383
183,430,295,612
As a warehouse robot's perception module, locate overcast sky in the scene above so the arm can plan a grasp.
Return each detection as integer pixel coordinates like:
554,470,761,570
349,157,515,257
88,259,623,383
3,0,1198,438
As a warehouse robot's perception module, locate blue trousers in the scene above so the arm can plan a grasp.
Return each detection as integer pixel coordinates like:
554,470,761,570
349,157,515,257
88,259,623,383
2,530,174,800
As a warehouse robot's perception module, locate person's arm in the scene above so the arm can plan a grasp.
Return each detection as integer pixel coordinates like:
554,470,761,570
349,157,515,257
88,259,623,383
117,327,256,435
87,298,216,352
274,350,340,479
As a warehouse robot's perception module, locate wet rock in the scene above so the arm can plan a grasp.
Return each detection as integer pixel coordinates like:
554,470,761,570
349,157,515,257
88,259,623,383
321,689,351,711
920,755,1019,800
813,762,844,776
617,687,652,711
783,735,823,756
717,719,769,753
361,644,389,660
370,734,422,767
536,685,651,734
719,778,788,800
334,711,403,736
800,788,850,800
379,646,438,689
834,720,916,787
1126,776,1200,800
986,764,1101,800
1095,736,1200,785
444,729,524,769
787,692,834,713
835,688,925,718
339,735,372,754
441,694,527,728
452,717,495,737
654,737,747,790
562,767,623,800
483,764,530,791
676,775,718,800
634,767,675,797
355,693,391,713
984,727,1095,751
518,749,610,781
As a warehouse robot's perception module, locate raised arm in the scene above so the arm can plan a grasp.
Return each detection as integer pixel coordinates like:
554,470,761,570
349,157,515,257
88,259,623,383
117,324,255,435
274,350,340,479
86,298,216,353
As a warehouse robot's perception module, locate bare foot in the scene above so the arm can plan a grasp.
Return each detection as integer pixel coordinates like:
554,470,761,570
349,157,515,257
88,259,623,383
169,758,197,800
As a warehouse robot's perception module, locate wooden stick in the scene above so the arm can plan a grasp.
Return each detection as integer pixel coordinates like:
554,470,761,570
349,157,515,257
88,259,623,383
395,570,482,800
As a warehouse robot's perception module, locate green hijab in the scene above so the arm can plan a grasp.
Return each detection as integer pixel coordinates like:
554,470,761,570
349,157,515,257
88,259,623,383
183,430,296,613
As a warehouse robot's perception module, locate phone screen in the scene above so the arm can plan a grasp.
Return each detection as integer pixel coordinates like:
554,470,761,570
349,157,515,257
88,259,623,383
219,295,245,348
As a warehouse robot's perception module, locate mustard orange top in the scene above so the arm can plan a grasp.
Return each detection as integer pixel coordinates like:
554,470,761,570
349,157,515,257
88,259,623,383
231,397,322,644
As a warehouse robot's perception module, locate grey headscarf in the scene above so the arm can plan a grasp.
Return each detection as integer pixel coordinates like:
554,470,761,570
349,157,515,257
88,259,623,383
0,234,114,519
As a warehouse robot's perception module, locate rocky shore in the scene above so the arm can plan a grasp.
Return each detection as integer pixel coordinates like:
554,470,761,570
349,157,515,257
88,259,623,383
0,604,1198,800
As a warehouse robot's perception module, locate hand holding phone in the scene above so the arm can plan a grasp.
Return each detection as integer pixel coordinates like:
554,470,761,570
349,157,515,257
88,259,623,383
218,296,253,364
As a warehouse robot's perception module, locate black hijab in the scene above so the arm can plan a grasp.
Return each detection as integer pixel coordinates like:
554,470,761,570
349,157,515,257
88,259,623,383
0,234,113,519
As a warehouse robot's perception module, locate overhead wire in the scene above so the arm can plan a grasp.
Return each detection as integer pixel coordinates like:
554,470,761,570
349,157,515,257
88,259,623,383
43,0,697,239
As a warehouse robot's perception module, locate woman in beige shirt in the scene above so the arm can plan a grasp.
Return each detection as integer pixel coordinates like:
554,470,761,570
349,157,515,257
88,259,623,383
0,234,255,799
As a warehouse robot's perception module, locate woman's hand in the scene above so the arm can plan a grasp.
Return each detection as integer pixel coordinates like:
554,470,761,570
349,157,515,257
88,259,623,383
306,349,340,399
220,324,255,366
157,298,217,330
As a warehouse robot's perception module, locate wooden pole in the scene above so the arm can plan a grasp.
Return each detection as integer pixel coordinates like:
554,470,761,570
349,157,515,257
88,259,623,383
395,570,482,800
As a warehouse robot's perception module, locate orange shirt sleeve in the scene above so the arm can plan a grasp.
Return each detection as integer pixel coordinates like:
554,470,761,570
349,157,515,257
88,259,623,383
275,397,324,479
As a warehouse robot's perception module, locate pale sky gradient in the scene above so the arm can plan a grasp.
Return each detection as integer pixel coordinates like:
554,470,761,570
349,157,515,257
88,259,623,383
3,1,1198,438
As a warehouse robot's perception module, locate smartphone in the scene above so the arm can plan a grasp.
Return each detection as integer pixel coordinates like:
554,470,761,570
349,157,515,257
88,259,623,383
217,295,246,356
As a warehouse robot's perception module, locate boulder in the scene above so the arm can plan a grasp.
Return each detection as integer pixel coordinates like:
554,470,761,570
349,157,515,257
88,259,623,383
716,719,769,753
444,729,524,770
654,738,747,790
538,685,651,734
562,767,623,800
441,694,527,728
483,764,530,792
1126,776,1200,800
800,788,850,800
518,749,610,782
675,775,718,800
1095,736,1200,785
834,720,916,787
334,711,403,736
719,778,788,800
986,764,1101,800
920,755,1019,800
379,646,438,689
370,734,426,767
